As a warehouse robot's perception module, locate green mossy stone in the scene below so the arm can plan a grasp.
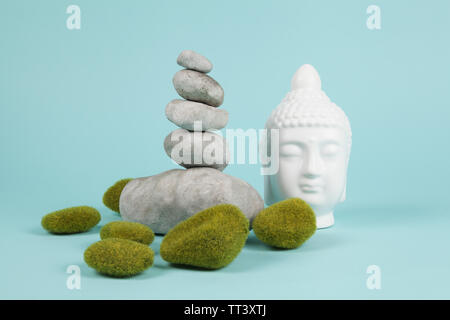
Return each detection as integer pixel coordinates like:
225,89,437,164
100,221,155,245
160,204,249,269
84,238,154,277
252,198,316,249
102,178,132,214
41,206,101,234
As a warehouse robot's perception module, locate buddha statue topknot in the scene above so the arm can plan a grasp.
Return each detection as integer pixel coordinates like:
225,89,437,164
263,64,352,228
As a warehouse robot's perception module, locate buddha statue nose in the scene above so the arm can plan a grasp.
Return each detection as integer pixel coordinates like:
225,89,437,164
303,149,324,178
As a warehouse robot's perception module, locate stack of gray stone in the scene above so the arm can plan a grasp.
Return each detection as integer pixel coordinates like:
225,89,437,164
119,50,264,234
164,50,230,171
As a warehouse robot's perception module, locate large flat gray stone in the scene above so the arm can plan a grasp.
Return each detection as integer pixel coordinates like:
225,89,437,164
119,168,264,234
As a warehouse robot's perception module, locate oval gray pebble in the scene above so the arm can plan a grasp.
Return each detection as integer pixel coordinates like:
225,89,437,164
165,99,228,131
164,128,229,171
177,50,213,73
173,70,224,107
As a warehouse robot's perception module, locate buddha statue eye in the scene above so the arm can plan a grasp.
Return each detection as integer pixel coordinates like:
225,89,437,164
321,143,340,157
279,144,303,157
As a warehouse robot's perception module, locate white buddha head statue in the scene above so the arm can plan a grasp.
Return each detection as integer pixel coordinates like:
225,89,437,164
263,64,352,228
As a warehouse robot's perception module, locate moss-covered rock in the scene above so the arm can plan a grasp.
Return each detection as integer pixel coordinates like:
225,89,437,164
160,204,249,269
102,178,132,214
252,198,316,249
100,221,154,245
84,238,154,277
41,206,101,234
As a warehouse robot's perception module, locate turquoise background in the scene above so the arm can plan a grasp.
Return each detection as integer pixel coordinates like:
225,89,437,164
1,0,450,299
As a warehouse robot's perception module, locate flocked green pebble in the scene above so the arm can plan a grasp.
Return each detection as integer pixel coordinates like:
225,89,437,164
84,238,154,277
102,178,133,214
252,198,316,249
41,206,101,234
100,221,155,245
160,204,249,269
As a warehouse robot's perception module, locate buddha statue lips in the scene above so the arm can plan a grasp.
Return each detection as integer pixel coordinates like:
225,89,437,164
262,64,352,229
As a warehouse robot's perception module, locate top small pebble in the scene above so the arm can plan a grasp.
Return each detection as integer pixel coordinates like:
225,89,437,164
177,50,213,74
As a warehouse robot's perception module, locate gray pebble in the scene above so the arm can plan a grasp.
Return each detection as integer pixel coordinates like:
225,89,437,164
173,70,224,107
165,99,228,131
119,168,264,234
177,50,213,73
164,128,229,171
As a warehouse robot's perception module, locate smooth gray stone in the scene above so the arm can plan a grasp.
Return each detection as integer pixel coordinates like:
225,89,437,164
173,70,224,107
165,99,228,131
164,128,229,171
177,50,213,73
119,168,264,234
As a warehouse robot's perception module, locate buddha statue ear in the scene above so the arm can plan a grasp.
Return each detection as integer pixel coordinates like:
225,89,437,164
340,183,347,202
340,156,350,203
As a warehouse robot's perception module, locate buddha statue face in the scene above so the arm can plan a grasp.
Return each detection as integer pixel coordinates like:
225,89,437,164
263,64,351,228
